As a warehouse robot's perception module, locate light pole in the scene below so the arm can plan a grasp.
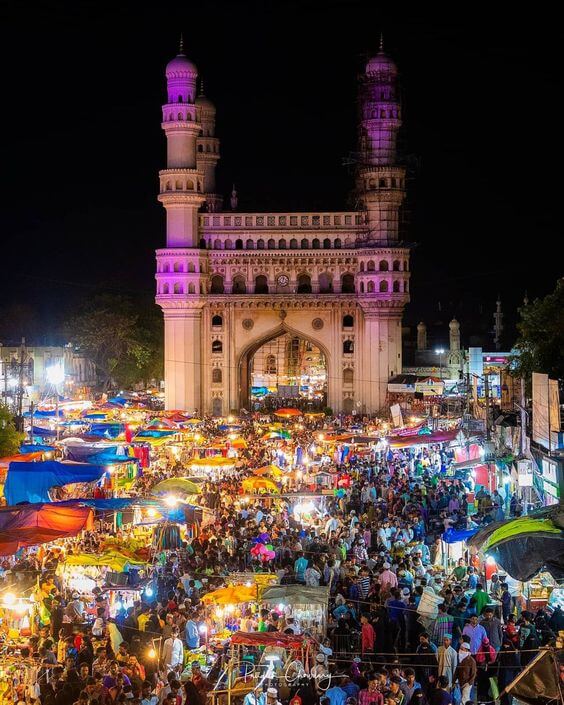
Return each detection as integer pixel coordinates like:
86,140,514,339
435,348,445,380
46,362,65,442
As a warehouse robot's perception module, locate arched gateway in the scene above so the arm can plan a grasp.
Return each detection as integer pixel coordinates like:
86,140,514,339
155,42,411,415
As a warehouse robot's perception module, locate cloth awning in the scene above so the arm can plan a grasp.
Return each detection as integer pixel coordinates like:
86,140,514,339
231,631,310,649
442,528,478,544
3,460,106,505
261,584,329,606
0,504,93,555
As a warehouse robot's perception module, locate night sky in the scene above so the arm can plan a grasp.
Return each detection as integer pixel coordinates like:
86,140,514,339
1,1,560,347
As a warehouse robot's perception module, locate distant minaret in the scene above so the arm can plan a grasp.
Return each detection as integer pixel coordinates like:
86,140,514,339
356,36,405,243
230,185,238,211
195,81,222,212
449,318,460,351
417,322,427,351
493,297,503,350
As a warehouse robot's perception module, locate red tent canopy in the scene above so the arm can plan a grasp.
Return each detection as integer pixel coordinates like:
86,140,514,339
388,428,459,448
0,504,93,555
231,631,310,649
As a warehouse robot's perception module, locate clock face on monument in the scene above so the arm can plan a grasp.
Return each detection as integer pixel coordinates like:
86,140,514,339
277,274,289,287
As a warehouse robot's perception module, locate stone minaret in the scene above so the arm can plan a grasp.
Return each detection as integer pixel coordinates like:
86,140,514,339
417,322,427,351
155,40,207,411
356,38,411,409
196,83,221,212
356,36,406,243
493,298,503,350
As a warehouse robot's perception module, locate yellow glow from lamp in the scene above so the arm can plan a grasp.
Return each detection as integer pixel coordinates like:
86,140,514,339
164,495,180,507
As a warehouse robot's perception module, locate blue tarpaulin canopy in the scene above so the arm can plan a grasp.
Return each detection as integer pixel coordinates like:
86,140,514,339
20,444,55,454
23,409,62,418
4,461,107,505
32,426,58,437
442,528,478,544
88,423,124,439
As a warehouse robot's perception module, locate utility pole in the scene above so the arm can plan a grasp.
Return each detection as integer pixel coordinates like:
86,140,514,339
15,337,26,432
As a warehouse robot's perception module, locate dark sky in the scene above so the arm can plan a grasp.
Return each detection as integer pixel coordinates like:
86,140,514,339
1,1,561,346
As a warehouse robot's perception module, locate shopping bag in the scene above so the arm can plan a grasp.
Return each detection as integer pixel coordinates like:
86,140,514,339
452,684,461,705
489,676,500,703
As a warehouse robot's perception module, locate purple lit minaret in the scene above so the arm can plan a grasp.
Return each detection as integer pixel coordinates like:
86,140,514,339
356,38,411,408
357,36,405,243
155,39,207,412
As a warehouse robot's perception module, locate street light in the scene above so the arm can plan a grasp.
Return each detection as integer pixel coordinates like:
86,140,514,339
435,349,445,380
46,363,65,441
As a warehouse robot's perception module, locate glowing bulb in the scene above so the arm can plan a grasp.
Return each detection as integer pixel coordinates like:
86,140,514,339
278,603,285,611
228,416,234,424
144,587,154,598
115,601,123,611
318,434,325,442
245,581,252,587
147,508,158,518
147,648,157,659
225,604,235,614
199,624,208,634
3,593,16,607
486,556,496,566
164,495,179,507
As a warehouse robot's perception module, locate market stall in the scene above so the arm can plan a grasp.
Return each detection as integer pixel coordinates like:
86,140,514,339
261,584,329,637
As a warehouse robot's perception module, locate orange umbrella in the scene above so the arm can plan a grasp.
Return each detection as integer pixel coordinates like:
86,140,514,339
274,408,302,418
252,464,283,478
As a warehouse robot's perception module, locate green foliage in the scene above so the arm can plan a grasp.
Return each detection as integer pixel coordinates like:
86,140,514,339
0,404,25,457
511,278,564,384
65,295,163,390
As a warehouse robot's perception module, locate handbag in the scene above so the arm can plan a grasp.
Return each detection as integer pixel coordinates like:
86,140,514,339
489,676,500,703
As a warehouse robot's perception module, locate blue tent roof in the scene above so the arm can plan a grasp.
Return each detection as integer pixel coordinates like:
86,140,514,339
19,444,55,454
31,426,58,437
442,528,478,544
4,461,106,505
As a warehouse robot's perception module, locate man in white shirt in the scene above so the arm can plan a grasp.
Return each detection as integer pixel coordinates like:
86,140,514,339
161,627,184,674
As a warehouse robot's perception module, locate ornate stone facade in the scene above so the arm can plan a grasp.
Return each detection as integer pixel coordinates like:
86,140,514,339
155,41,411,415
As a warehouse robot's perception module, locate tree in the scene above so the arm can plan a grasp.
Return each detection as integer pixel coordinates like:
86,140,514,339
65,295,163,390
511,278,564,385
0,404,25,457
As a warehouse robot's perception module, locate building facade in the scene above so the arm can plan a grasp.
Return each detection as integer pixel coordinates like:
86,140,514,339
155,41,411,415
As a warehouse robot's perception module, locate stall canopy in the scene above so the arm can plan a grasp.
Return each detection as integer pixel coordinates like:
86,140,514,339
231,631,310,649
241,477,279,493
201,585,259,605
442,528,478,544
388,428,460,448
261,584,329,605
252,464,283,478
274,408,302,418
468,506,564,581
151,477,201,496
62,549,147,572
4,460,106,504
0,504,93,555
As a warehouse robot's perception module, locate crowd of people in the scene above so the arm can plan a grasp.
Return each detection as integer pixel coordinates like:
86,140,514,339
1,414,561,705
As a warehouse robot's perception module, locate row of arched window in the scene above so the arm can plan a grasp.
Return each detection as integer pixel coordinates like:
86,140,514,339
160,282,199,294
359,259,407,272
363,176,404,189
163,179,201,192
167,95,194,104
209,273,355,294
211,314,354,328
164,111,193,122
204,237,349,250
359,280,407,293
159,262,200,273
366,108,399,119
